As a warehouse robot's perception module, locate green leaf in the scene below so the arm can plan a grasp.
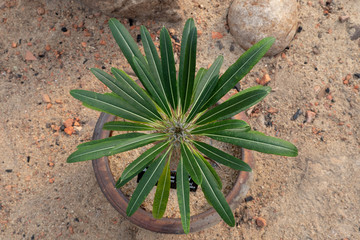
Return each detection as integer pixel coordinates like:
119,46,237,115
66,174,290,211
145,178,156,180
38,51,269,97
67,132,149,163
91,68,162,121
160,27,178,109
116,141,170,188
176,157,190,234
196,86,270,125
126,150,170,217
187,56,223,122
109,133,166,155
140,26,169,107
193,67,207,96
179,27,197,113
108,18,147,73
191,119,250,135
196,153,222,189
153,158,171,218
132,56,172,117
77,132,144,149
180,142,202,185
200,37,275,111
111,68,159,113
178,19,195,107
206,130,298,157
193,141,252,171
197,151,235,227
103,121,154,131
70,90,152,123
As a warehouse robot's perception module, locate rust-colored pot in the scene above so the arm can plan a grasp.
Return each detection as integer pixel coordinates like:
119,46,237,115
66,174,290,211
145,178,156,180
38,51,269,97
92,111,254,234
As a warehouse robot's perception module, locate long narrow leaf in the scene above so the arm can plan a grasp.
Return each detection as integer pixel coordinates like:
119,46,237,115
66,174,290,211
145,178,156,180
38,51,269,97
177,157,190,233
193,141,252,171
153,158,171,218
108,18,147,72
103,121,154,132
206,130,298,157
116,141,169,188
179,27,197,113
70,90,152,123
193,68,207,96
178,19,195,107
111,68,158,110
197,151,235,227
77,133,144,149
67,132,152,163
187,56,223,122
133,56,172,117
191,119,250,135
109,133,166,155
200,37,275,111
180,142,202,185
141,26,168,107
126,150,170,217
160,27,178,109
92,68,162,121
196,153,222,189
196,86,270,125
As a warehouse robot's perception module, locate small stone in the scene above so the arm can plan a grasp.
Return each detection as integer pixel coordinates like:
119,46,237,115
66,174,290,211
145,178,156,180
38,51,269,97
197,30,202,36
45,45,51,51
37,7,45,15
55,99,63,104
99,40,106,45
211,32,223,39
228,0,299,56
83,29,92,37
256,217,267,228
42,94,51,103
25,51,37,61
81,42,87,47
339,16,349,23
49,178,55,184
11,42,17,48
46,103,52,109
244,196,254,202
63,118,74,128
306,110,316,123
64,126,74,135
291,109,302,121
256,74,271,85
267,107,278,114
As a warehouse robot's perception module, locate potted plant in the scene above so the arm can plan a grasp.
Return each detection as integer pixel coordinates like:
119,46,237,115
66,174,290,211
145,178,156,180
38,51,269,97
67,18,298,233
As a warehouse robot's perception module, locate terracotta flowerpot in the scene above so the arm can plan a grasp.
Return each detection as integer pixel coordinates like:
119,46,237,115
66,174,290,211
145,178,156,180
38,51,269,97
92,111,254,234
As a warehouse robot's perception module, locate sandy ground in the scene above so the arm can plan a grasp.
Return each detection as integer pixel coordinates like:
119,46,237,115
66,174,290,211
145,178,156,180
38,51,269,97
1,0,359,239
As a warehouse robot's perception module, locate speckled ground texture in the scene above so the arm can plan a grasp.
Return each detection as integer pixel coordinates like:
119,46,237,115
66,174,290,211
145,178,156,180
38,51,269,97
1,0,359,239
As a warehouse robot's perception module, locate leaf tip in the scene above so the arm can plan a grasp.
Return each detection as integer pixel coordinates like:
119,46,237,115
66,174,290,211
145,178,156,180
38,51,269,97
115,177,122,188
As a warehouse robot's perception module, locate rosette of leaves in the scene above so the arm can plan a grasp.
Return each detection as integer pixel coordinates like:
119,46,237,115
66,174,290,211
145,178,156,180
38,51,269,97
67,18,298,233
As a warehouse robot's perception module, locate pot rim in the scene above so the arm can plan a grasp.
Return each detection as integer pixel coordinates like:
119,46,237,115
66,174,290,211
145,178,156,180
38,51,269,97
92,111,254,234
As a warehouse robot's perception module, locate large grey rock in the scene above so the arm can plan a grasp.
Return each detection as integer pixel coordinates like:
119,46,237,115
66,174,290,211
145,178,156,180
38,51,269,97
79,0,183,22
228,0,298,56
